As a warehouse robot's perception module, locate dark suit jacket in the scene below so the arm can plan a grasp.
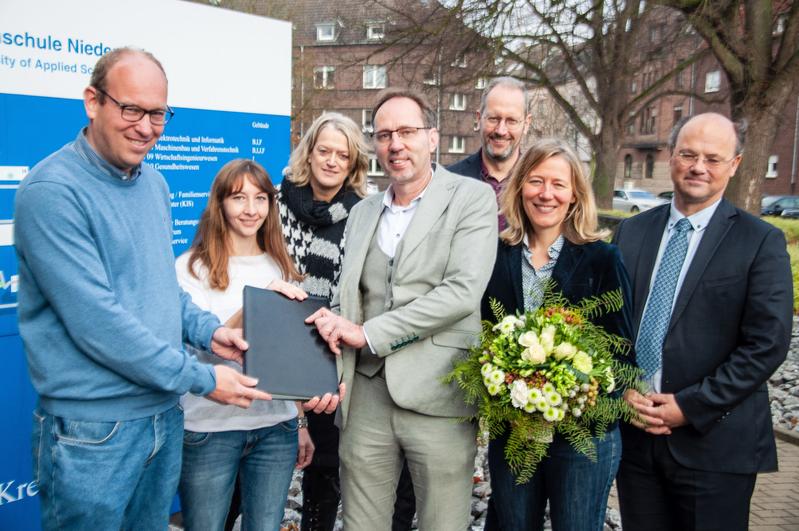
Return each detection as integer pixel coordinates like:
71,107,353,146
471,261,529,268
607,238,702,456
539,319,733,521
613,200,793,474
482,238,634,357
447,151,482,181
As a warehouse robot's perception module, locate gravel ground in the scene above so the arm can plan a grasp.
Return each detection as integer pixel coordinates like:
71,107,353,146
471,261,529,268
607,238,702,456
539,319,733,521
231,318,799,531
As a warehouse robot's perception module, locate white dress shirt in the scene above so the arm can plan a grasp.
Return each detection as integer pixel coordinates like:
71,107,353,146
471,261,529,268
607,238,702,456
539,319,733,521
641,198,721,392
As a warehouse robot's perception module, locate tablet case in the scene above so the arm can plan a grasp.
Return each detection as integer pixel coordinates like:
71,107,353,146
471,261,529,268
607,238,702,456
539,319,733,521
243,286,339,400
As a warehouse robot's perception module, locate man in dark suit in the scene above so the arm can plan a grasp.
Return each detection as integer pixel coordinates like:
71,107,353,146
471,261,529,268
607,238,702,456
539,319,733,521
448,76,530,228
613,112,793,531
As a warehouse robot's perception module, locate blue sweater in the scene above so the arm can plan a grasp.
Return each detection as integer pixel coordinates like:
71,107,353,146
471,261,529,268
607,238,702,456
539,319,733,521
14,130,218,421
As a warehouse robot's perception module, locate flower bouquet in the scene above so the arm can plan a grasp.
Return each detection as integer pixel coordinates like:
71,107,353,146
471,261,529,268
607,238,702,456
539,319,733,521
446,285,639,483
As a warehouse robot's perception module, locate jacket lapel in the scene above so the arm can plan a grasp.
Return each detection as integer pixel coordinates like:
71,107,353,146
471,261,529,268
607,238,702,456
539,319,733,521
505,244,524,312
667,199,737,331
552,239,580,292
341,195,384,315
394,166,453,262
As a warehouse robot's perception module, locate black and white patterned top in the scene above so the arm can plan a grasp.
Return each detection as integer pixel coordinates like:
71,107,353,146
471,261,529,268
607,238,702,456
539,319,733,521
278,179,360,302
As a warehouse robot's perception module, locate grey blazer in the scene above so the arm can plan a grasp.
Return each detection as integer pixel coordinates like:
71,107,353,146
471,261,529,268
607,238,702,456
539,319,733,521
332,165,498,427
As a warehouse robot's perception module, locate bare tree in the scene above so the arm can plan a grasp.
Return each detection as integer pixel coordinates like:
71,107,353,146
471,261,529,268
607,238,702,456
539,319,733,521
372,0,708,208
658,0,799,213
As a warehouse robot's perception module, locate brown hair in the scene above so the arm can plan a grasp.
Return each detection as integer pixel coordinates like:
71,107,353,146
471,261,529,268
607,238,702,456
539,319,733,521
371,87,436,128
287,112,369,196
500,138,608,245
188,159,301,289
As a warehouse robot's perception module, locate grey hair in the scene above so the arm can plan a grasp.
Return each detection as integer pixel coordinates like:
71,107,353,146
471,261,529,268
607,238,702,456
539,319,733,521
479,76,529,115
669,113,747,155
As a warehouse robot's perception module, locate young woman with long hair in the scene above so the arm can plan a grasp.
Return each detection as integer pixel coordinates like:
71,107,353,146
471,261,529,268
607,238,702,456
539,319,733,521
176,158,309,531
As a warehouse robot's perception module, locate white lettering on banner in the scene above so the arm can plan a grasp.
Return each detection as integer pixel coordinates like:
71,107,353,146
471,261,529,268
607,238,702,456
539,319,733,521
0,479,39,506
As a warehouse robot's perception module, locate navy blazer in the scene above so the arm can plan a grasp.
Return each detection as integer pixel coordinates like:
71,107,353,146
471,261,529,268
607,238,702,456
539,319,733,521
481,238,634,354
447,151,482,181
613,200,792,473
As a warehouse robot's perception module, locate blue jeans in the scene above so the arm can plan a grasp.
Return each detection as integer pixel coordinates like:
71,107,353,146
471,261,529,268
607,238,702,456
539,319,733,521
178,419,298,531
486,426,621,531
32,404,184,531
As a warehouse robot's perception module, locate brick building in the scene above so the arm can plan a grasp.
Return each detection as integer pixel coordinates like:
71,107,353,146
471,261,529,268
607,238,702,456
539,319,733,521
616,10,799,197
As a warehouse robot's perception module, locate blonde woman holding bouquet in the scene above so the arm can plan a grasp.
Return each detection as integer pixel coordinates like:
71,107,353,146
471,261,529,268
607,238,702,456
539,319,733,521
481,139,633,531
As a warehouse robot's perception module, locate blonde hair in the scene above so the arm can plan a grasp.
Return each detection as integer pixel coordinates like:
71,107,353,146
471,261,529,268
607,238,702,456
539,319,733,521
500,138,609,245
287,112,369,197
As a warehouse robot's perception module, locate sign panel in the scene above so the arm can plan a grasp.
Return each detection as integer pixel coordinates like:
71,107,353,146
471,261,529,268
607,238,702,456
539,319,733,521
0,1,291,527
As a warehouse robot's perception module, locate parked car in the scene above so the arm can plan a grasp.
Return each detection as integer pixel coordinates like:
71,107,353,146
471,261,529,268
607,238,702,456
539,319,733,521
780,208,799,219
613,189,668,213
761,195,799,216
658,191,673,201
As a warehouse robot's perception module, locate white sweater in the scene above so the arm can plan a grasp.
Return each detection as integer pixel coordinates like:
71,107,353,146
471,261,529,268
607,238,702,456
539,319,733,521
175,252,297,432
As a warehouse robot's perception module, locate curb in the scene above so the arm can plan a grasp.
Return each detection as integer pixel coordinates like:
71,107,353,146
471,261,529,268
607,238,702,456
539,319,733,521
774,425,799,445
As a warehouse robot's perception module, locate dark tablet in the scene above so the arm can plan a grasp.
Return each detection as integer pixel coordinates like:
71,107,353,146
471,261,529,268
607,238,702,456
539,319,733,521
242,286,339,400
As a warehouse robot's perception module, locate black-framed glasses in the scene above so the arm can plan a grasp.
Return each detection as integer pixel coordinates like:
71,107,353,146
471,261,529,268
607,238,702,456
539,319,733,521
94,87,174,126
372,126,432,144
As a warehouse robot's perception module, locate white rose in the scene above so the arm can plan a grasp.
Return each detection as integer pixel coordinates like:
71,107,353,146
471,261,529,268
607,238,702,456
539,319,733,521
540,325,556,354
522,344,547,364
572,351,593,374
510,380,529,408
553,342,577,361
518,331,540,348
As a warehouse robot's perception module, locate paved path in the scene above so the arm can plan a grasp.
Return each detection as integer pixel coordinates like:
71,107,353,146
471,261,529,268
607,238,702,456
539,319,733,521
606,428,799,530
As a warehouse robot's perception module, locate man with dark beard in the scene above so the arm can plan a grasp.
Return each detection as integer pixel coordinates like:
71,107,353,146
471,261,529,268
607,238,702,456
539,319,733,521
448,76,531,229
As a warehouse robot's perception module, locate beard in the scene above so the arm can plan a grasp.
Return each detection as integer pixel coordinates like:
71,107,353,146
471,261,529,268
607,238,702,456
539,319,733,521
482,133,518,162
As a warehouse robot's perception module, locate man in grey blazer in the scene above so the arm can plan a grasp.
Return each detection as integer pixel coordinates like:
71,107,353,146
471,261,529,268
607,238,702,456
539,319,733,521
307,88,498,530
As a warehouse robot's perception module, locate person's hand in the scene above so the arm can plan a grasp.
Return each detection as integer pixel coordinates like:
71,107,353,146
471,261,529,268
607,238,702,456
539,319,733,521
623,389,670,435
302,382,347,414
305,308,366,355
646,393,687,429
210,326,248,365
207,365,271,408
296,421,315,469
268,279,308,301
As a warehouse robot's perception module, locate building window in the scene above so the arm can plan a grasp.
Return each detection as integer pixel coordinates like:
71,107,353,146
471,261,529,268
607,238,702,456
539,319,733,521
423,72,440,86
675,67,684,89
313,66,335,89
367,22,384,41
475,77,487,89
640,106,657,135
673,105,683,125
362,109,373,133
624,154,632,179
774,15,787,35
368,157,384,176
766,155,778,178
630,80,638,94
645,154,655,179
316,23,337,42
451,54,467,68
705,70,721,93
363,65,387,89
449,136,465,154
450,93,467,111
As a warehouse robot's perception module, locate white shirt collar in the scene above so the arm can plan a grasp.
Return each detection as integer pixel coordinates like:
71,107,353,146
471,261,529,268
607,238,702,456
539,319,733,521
668,197,722,233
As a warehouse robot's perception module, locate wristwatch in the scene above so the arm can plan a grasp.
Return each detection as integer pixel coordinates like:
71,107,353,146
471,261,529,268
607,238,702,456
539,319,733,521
297,416,309,429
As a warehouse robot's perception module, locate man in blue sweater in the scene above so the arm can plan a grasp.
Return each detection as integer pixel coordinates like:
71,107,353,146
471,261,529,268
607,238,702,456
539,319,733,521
14,48,305,530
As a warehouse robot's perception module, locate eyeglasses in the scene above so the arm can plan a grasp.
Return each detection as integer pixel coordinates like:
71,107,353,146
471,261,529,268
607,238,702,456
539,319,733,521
674,150,736,169
372,126,432,144
94,87,174,126
483,115,523,129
